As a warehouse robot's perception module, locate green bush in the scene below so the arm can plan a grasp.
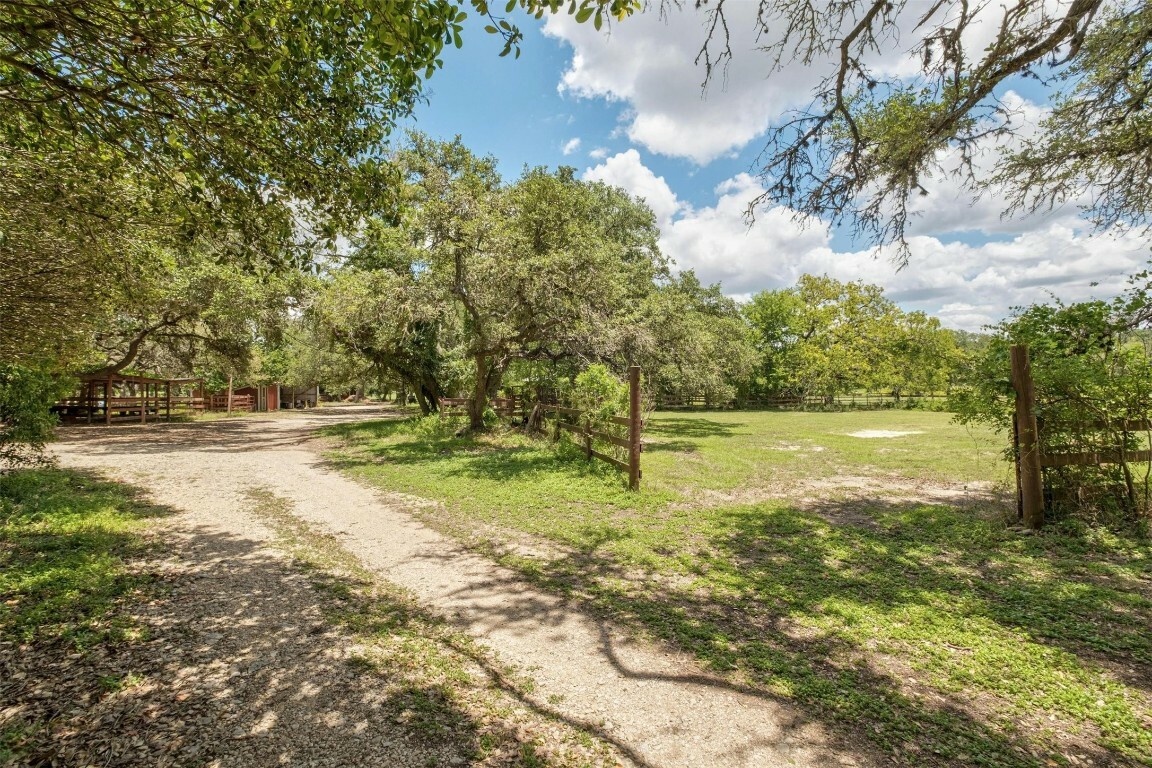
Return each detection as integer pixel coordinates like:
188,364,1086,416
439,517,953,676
407,412,466,439
951,286,1152,525
570,365,627,436
0,364,69,468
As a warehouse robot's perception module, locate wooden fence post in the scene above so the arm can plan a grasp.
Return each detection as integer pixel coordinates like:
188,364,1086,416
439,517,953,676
628,365,642,491
1011,345,1045,529
1011,413,1023,520
227,374,234,415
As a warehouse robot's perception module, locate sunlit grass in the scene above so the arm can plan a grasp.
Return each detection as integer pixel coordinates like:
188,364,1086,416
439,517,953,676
324,411,1152,766
0,469,166,649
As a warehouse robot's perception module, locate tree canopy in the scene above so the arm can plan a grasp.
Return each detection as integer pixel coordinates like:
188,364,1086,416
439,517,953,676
691,0,1149,258
0,0,637,367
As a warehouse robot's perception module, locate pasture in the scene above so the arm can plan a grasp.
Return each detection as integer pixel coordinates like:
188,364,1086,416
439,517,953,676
327,409,1152,767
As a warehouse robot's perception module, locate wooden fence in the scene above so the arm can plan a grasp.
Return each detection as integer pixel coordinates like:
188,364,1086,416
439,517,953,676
55,376,205,425
437,395,524,420
209,393,254,412
534,366,644,490
1011,344,1152,528
657,392,948,410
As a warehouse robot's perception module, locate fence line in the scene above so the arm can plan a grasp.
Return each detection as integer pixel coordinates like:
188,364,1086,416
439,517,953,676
1011,343,1152,528
437,395,524,420
534,365,644,490
657,392,949,410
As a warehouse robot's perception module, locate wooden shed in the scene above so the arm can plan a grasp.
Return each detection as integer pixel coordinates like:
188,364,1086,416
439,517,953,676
55,374,204,425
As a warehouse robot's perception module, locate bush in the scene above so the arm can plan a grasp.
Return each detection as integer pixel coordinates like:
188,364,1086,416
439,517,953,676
951,288,1152,525
570,365,627,436
407,412,466,439
0,364,69,468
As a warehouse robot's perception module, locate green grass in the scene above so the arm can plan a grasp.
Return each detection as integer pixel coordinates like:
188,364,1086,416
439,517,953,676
326,410,1152,767
0,468,169,764
0,469,167,650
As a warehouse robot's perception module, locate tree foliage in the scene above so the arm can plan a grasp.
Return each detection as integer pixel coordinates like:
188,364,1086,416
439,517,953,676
952,275,1152,523
0,364,69,468
361,136,665,429
0,0,637,368
629,272,756,406
745,275,958,401
691,0,1144,258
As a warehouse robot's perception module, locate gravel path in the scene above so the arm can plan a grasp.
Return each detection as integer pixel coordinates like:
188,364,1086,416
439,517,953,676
52,406,877,768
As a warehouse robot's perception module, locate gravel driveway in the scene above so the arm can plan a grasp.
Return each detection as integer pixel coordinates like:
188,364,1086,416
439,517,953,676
52,405,876,768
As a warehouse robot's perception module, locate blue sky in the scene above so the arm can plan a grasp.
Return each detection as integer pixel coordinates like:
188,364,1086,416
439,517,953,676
401,7,1149,330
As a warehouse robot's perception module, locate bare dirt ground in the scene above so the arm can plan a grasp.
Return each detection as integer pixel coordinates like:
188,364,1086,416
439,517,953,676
49,405,882,768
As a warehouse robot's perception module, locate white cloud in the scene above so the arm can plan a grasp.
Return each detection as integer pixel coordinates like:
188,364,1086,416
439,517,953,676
561,137,581,155
585,152,1149,330
544,8,831,164
582,150,684,229
588,147,609,159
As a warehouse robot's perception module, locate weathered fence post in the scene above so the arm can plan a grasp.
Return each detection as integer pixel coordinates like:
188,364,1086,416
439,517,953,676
628,365,642,491
1012,412,1023,520
1011,345,1045,529
226,373,234,415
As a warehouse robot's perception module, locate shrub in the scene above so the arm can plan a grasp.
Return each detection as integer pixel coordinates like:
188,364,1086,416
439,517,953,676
0,364,69,468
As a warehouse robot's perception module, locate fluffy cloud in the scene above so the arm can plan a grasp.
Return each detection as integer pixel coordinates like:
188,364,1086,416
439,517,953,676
544,8,829,164
561,137,581,155
583,149,683,229
585,152,1149,330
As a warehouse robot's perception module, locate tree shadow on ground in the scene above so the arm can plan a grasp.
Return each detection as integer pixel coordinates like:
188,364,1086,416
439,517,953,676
328,425,632,489
488,497,1152,767
0,468,636,768
645,417,746,440
52,406,405,457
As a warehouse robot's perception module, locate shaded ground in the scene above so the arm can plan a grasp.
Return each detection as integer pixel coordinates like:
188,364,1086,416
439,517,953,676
1,466,619,767
44,406,881,768
325,410,1152,768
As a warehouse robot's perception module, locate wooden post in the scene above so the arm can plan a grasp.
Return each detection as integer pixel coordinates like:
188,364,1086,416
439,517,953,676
1011,345,1045,529
628,365,642,491
86,381,94,424
105,378,112,425
166,381,172,420
227,373,234,415
1012,413,1023,520
140,383,147,424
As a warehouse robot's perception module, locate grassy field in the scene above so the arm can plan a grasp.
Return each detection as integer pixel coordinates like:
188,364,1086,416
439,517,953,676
326,409,1152,767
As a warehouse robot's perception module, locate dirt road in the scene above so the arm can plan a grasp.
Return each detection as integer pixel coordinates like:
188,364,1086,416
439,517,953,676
53,406,875,768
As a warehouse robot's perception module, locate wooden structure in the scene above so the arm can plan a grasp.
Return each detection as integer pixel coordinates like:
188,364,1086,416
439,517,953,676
1011,344,1152,528
535,366,645,490
280,384,319,409
657,392,948,410
55,374,205,425
438,394,524,421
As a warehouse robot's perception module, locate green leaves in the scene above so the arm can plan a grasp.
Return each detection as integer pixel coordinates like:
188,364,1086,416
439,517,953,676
0,364,70,468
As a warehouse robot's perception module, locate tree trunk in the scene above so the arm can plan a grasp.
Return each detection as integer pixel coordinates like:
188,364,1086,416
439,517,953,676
226,373,233,415
468,355,489,431
413,387,431,416
467,353,510,431
419,376,442,414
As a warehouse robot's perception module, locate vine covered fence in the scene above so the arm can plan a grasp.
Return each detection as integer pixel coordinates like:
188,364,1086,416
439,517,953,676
1011,344,1152,528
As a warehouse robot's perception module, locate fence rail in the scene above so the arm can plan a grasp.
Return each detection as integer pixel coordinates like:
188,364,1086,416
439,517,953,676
209,394,253,412
657,392,949,410
438,395,524,419
1011,344,1152,528
534,366,644,489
